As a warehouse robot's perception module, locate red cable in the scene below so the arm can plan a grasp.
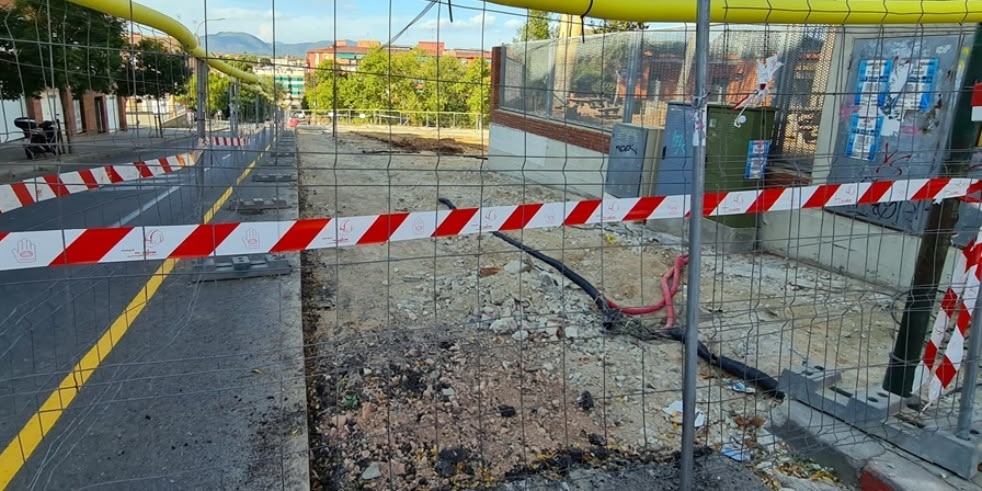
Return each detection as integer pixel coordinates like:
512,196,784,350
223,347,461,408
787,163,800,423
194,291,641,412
603,254,689,327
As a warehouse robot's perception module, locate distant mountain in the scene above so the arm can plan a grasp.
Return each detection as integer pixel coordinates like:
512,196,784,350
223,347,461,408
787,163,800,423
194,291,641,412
199,32,332,57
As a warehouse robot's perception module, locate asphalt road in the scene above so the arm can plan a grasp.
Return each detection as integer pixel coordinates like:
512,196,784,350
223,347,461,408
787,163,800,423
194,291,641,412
0,127,308,490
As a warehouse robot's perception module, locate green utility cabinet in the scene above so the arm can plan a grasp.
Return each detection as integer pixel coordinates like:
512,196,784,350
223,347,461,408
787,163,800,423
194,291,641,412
655,102,776,230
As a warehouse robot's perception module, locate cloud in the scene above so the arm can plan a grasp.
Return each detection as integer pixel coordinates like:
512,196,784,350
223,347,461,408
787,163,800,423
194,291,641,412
419,13,497,31
138,0,513,48
503,18,523,29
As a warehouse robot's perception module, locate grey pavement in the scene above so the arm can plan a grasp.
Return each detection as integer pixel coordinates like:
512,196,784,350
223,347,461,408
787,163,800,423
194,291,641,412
0,128,309,489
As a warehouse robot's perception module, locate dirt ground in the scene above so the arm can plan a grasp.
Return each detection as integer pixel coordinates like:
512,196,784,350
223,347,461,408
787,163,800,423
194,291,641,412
348,125,489,155
297,127,879,490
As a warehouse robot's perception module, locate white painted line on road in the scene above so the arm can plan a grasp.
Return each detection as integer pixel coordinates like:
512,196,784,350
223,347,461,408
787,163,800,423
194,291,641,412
111,185,182,227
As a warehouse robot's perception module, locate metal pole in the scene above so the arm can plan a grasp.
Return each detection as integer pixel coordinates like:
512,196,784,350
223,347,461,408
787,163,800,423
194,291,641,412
958,278,982,438
195,58,208,220
681,0,711,489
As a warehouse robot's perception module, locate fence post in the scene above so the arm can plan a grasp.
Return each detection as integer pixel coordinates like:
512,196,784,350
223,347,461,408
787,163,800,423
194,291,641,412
195,58,208,220
680,0,711,489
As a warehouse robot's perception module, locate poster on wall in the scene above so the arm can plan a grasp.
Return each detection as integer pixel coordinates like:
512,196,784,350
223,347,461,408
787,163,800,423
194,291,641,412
745,139,771,179
826,35,966,235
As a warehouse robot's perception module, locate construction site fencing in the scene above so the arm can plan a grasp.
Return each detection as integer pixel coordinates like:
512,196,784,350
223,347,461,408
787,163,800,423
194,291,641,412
305,108,488,129
2,1,982,490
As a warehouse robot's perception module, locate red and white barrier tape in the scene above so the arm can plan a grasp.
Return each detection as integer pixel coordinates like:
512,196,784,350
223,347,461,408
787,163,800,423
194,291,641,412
0,177,976,272
914,207,982,402
0,151,198,216
210,137,249,147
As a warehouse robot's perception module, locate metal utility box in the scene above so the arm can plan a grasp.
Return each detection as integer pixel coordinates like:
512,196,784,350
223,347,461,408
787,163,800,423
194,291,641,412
655,102,776,229
604,123,665,198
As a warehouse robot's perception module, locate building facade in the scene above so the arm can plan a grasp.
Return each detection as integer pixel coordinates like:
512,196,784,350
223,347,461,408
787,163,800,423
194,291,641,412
305,40,490,72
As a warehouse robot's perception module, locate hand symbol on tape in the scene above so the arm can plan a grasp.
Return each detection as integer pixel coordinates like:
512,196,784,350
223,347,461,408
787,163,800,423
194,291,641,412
145,229,163,246
12,239,37,264
412,217,425,234
243,228,261,250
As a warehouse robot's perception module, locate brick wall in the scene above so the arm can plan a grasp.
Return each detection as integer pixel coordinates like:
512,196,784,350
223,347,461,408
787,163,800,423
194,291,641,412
488,46,610,155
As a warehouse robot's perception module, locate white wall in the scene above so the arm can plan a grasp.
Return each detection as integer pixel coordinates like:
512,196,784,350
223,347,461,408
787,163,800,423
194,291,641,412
105,97,119,132
0,97,27,143
488,123,607,198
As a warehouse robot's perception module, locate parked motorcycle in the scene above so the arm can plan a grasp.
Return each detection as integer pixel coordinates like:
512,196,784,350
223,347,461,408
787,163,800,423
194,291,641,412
13,117,61,160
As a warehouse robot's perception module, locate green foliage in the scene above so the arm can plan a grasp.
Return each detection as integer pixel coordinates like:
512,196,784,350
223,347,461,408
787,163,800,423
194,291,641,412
114,39,189,98
304,49,491,126
514,10,554,42
590,20,647,33
0,0,126,99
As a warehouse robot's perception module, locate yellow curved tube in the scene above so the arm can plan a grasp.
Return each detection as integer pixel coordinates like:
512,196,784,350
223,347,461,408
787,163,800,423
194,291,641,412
66,0,260,85
486,0,982,24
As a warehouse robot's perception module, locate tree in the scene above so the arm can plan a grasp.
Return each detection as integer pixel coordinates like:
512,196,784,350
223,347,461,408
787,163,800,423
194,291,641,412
114,39,189,98
514,10,554,42
590,20,647,33
0,0,126,99
344,47,425,112
460,59,490,125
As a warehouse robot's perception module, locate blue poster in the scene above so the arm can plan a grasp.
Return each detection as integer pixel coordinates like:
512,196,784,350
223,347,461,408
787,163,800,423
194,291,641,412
845,112,883,161
745,140,771,179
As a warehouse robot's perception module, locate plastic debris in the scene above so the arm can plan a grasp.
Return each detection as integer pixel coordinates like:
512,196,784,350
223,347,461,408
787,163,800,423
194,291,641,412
663,400,705,427
728,380,757,394
721,443,753,462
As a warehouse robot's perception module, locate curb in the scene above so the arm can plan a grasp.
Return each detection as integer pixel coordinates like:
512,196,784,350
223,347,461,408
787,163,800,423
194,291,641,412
768,401,976,491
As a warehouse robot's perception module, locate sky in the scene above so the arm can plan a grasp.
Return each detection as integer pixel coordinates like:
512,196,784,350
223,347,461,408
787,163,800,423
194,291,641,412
138,0,528,49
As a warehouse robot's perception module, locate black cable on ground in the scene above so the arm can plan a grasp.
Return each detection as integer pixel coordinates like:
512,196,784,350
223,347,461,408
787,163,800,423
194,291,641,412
438,197,784,399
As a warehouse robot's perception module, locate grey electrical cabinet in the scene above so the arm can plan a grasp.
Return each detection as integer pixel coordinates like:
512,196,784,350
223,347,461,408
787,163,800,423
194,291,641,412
604,123,665,198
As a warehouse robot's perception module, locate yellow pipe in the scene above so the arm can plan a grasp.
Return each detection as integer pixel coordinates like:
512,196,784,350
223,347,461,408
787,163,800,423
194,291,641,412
66,0,260,84
485,0,982,24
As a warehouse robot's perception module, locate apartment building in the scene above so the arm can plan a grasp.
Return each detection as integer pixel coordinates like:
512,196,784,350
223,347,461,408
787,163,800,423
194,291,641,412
305,40,490,72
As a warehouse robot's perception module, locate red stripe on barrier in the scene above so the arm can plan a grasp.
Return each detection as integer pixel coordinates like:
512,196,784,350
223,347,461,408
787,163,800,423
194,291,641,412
700,191,728,217
937,357,958,388
43,175,69,197
158,157,173,174
105,166,124,183
170,223,239,258
623,196,665,222
941,288,960,319
359,213,409,244
50,227,134,265
433,208,477,237
133,161,153,178
956,300,972,335
747,188,785,214
803,184,840,209
923,342,940,371
564,200,601,226
270,218,331,252
501,204,543,231
78,169,99,189
910,178,950,202
858,180,894,205
10,182,34,206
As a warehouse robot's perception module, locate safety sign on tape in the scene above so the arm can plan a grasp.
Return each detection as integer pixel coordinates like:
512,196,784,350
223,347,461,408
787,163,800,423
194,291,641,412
0,177,976,272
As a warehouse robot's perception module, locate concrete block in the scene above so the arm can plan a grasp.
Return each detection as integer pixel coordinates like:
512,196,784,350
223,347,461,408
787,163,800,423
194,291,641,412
646,216,756,254
860,453,961,491
768,401,886,484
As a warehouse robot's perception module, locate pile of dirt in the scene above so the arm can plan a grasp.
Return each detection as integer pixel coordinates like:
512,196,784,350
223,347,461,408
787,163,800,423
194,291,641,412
353,131,484,155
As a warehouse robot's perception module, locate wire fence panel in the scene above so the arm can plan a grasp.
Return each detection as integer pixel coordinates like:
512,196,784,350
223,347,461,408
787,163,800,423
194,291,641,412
2,0,982,490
